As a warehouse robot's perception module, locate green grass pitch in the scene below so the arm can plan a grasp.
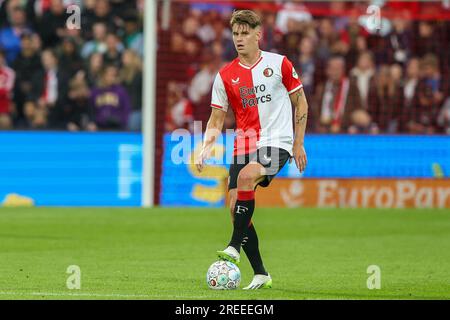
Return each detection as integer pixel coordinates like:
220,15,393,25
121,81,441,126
0,207,449,300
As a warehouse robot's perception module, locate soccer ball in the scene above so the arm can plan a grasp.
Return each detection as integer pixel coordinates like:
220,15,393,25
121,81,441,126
206,260,241,290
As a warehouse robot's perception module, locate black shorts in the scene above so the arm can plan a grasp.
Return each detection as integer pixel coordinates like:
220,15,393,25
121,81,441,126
228,147,291,190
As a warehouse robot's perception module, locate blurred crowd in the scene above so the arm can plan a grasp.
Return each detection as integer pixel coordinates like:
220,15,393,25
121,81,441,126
0,0,143,131
164,1,450,135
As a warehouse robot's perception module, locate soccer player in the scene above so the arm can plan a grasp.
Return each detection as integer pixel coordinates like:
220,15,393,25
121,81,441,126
196,10,308,290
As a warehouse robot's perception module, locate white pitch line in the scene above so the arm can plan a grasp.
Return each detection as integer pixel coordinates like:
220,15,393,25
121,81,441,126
0,292,209,299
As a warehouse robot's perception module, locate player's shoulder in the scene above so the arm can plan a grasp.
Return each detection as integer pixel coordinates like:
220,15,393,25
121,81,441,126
217,58,240,78
261,50,288,65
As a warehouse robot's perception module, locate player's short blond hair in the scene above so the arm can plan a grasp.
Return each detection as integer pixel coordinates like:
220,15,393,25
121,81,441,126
230,10,261,29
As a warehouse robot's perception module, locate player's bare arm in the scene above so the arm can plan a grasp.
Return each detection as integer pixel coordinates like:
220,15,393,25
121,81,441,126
196,108,226,172
290,87,308,173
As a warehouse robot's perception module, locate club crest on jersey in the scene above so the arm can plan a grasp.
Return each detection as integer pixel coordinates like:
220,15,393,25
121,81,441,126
263,67,273,77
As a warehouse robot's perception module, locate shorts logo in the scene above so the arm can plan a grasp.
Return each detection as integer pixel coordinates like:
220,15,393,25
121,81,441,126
263,68,273,77
262,154,271,164
236,205,248,214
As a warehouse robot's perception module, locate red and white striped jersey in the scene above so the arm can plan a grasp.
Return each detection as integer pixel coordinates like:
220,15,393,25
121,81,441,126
211,50,302,156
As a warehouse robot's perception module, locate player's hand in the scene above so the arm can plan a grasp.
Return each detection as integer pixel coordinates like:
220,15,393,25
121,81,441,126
290,144,307,173
196,146,212,173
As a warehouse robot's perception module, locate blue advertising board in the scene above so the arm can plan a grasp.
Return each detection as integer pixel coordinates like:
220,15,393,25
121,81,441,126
0,132,142,206
161,134,450,207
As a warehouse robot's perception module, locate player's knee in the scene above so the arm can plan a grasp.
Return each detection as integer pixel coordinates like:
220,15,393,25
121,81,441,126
237,171,257,189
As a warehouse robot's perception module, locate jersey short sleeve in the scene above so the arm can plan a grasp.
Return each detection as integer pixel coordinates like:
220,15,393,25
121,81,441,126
281,56,303,95
211,73,229,112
